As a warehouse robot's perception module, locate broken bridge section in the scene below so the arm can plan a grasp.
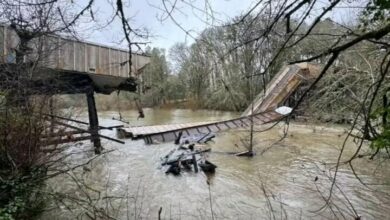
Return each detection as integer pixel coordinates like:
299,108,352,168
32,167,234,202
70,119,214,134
118,110,284,144
241,62,320,116
118,62,321,144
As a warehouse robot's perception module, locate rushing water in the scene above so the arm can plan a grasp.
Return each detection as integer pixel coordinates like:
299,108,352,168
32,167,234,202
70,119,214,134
41,108,390,220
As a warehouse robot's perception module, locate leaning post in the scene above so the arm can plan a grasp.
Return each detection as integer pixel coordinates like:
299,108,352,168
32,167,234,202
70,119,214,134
86,89,102,154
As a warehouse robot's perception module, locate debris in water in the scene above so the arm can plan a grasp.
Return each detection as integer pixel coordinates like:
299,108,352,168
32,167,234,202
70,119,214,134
199,160,217,173
162,131,217,175
161,144,216,175
235,150,255,157
174,131,216,145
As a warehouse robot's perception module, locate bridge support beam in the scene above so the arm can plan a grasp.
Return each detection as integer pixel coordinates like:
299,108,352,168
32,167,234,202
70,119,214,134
86,90,102,154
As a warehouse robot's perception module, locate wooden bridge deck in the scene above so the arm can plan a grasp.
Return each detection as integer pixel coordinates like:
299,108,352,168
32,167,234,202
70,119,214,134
242,63,320,116
118,110,285,144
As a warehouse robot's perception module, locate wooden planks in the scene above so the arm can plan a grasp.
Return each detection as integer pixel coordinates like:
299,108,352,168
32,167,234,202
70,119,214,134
0,24,149,78
242,63,320,116
118,110,284,144
87,44,97,73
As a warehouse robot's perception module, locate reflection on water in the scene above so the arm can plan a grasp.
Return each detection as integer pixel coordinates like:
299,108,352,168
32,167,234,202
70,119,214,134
41,109,390,220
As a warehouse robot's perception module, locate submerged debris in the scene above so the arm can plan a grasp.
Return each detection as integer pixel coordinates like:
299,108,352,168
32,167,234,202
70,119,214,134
199,160,217,173
174,131,216,145
161,144,216,175
161,131,217,175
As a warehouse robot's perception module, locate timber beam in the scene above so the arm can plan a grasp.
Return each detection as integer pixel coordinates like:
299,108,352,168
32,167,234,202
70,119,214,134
86,89,102,154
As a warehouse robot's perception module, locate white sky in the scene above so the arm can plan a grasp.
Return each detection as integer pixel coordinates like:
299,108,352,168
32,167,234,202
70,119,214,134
76,0,365,52
79,0,257,51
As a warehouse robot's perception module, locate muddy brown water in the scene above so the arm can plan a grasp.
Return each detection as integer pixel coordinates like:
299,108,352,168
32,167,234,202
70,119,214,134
41,108,390,220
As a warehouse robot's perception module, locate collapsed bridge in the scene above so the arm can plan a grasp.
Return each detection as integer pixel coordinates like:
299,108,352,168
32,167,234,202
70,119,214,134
118,62,321,144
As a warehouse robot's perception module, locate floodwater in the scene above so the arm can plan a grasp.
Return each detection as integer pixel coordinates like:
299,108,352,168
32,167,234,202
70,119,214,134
41,108,390,220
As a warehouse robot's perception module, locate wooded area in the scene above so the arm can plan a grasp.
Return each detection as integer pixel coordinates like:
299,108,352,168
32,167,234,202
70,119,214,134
0,0,389,219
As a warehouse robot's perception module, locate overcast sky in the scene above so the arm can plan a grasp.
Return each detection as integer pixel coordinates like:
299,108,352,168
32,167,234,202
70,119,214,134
78,0,365,53
79,0,256,51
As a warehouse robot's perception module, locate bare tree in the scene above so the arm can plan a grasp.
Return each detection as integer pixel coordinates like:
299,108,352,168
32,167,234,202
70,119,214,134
0,0,150,218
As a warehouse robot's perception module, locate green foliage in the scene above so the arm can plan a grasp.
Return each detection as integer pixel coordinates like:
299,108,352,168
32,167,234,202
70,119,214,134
360,0,390,29
0,95,50,219
204,85,248,111
141,47,171,106
371,127,390,150
0,167,46,220
0,110,44,171
370,103,390,150
163,75,186,101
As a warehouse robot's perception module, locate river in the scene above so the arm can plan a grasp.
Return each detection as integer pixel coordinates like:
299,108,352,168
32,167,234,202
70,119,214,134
41,108,390,220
